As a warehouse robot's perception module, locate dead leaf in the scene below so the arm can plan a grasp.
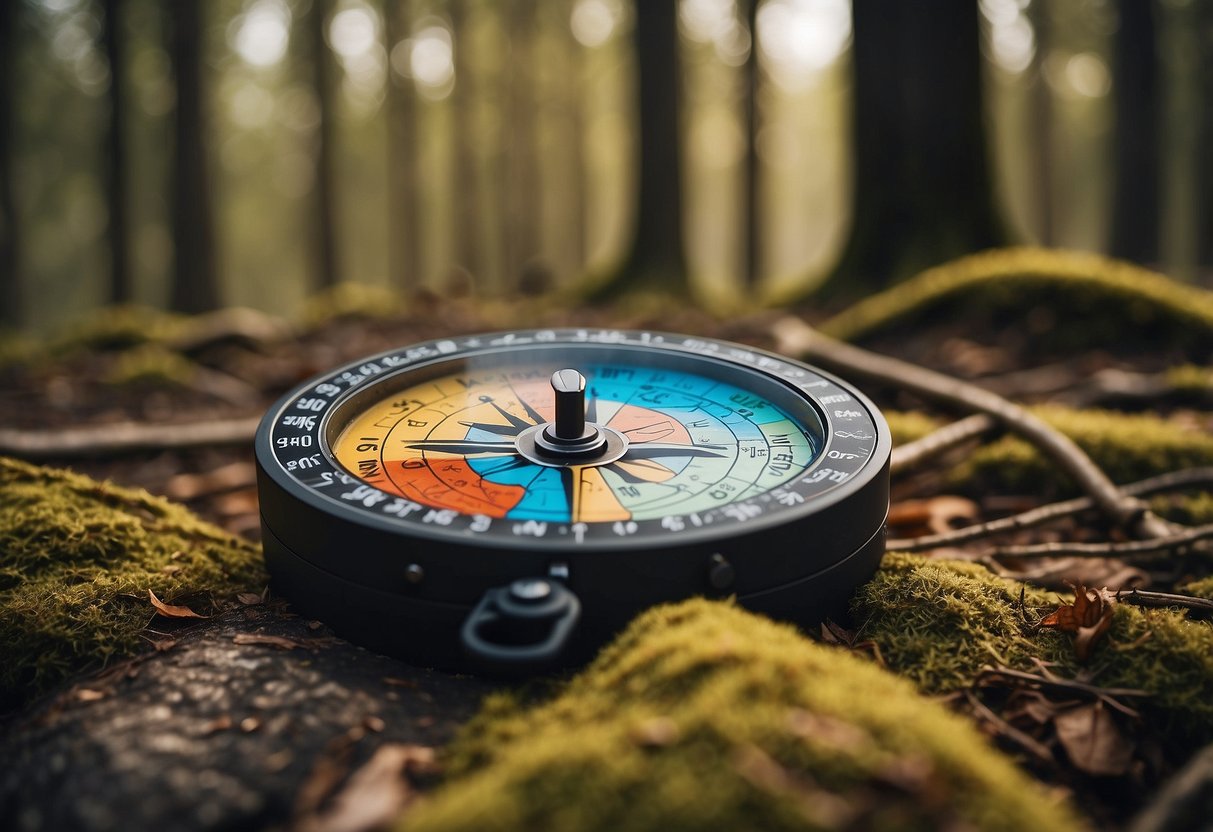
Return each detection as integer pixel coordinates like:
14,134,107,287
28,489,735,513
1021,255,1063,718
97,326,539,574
75,688,106,703
298,744,435,832
1054,702,1133,777
200,715,233,735
887,496,979,537
148,589,208,619
1039,583,1117,661
998,557,1148,593
232,632,308,650
240,716,261,733
236,592,263,606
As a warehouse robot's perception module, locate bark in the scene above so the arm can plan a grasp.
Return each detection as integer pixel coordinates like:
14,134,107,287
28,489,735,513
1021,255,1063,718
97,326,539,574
103,0,133,305
1110,0,1160,265
0,605,495,831
808,0,1003,303
168,0,221,313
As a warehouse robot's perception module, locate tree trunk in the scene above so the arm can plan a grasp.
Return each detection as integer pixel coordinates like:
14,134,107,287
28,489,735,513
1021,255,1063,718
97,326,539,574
308,0,340,291
1195,4,1213,270
503,0,541,290
1110,0,1160,265
808,0,1003,303
742,0,761,291
449,0,483,288
588,0,687,298
168,0,220,314
103,0,132,305
1026,0,1054,247
384,0,420,290
0,1,21,328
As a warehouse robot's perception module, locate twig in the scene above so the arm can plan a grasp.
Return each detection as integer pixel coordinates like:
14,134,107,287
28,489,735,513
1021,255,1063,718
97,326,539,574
889,467,1213,551
961,688,1055,764
890,413,998,475
0,416,261,459
977,665,1151,702
771,316,1175,540
1115,588,1213,619
987,524,1213,561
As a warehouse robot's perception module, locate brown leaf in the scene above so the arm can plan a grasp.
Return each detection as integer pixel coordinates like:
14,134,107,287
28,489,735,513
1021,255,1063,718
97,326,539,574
75,688,106,703
236,592,263,606
1039,583,1117,661
232,632,308,650
1054,702,1134,777
298,745,435,832
148,589,208,619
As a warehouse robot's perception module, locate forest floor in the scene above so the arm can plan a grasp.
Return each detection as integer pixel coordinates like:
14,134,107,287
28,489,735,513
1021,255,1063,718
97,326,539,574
2,248,1212,831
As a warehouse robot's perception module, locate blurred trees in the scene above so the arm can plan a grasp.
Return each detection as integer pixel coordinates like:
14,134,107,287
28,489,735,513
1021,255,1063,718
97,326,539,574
3,0,1213,332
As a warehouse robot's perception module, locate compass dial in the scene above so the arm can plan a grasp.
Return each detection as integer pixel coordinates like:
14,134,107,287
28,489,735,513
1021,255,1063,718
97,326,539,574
329,365,820,525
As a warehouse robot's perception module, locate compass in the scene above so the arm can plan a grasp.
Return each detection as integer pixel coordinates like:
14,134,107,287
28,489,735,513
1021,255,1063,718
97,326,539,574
255,329,890,673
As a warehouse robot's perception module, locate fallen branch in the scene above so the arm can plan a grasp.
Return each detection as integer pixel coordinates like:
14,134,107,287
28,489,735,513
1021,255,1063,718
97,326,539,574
889,467,1213,551
0,416,261,460
890,414,998,475
987,524,1213,561
1115,588,1213,620
772,316,1176,540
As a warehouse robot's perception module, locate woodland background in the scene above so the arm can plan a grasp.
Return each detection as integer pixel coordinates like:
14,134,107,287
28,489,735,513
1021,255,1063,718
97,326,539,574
4,0,1213,331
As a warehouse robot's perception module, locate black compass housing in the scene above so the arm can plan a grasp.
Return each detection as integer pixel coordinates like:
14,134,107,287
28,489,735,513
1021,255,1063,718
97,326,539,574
255,329,891,674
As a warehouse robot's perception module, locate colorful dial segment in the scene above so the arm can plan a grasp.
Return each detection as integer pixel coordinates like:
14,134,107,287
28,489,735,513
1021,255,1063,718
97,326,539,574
330,364,820,524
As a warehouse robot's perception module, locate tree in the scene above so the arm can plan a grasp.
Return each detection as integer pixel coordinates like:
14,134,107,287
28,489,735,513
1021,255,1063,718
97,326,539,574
383,0,420,290
0,0,19,328
306,0,340,290
742,0,761,290
503,0,541,290
449,0,483,287
102,0,132,305
805,0,1004,303
167,0,220,313
586,0,687,298
1109,0,1160,266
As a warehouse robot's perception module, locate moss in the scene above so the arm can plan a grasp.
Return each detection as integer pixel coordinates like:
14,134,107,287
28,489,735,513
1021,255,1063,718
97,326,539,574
1166,365,1213,395
1180,576,1213,601
103,344,199,388
1150,493,1213,526
821,247,1213,354
884,410,941,447
301,282,407,325
856,554,1213,748
48,305,188,355
954,406,1213,495
404,599,1082,832
0,457,265,707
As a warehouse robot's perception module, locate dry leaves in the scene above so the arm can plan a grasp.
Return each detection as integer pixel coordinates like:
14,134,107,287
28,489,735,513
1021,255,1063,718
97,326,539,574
296,744,437,832
1053,702,1134,777
1038,583,1117,661
148,589,208,619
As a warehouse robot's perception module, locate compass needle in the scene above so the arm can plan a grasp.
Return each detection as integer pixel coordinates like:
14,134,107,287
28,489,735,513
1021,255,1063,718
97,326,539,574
260,329,889,674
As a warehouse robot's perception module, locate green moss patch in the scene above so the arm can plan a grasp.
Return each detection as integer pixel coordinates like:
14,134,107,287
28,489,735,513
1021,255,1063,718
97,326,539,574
821,247,1213,355
856,555,1213,748
0,457,265,707
404,599,1081,832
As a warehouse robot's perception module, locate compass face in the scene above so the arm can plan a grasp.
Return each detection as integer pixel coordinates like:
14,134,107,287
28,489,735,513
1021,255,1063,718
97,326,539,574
329,364,821,524
259,330,886,550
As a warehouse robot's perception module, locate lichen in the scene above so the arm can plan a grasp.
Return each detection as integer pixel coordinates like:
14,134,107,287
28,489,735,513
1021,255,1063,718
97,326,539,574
820,247,1213,354
855,554,1213,748
0,457,265,707
1181,576,1213,601
403,599,1083,832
